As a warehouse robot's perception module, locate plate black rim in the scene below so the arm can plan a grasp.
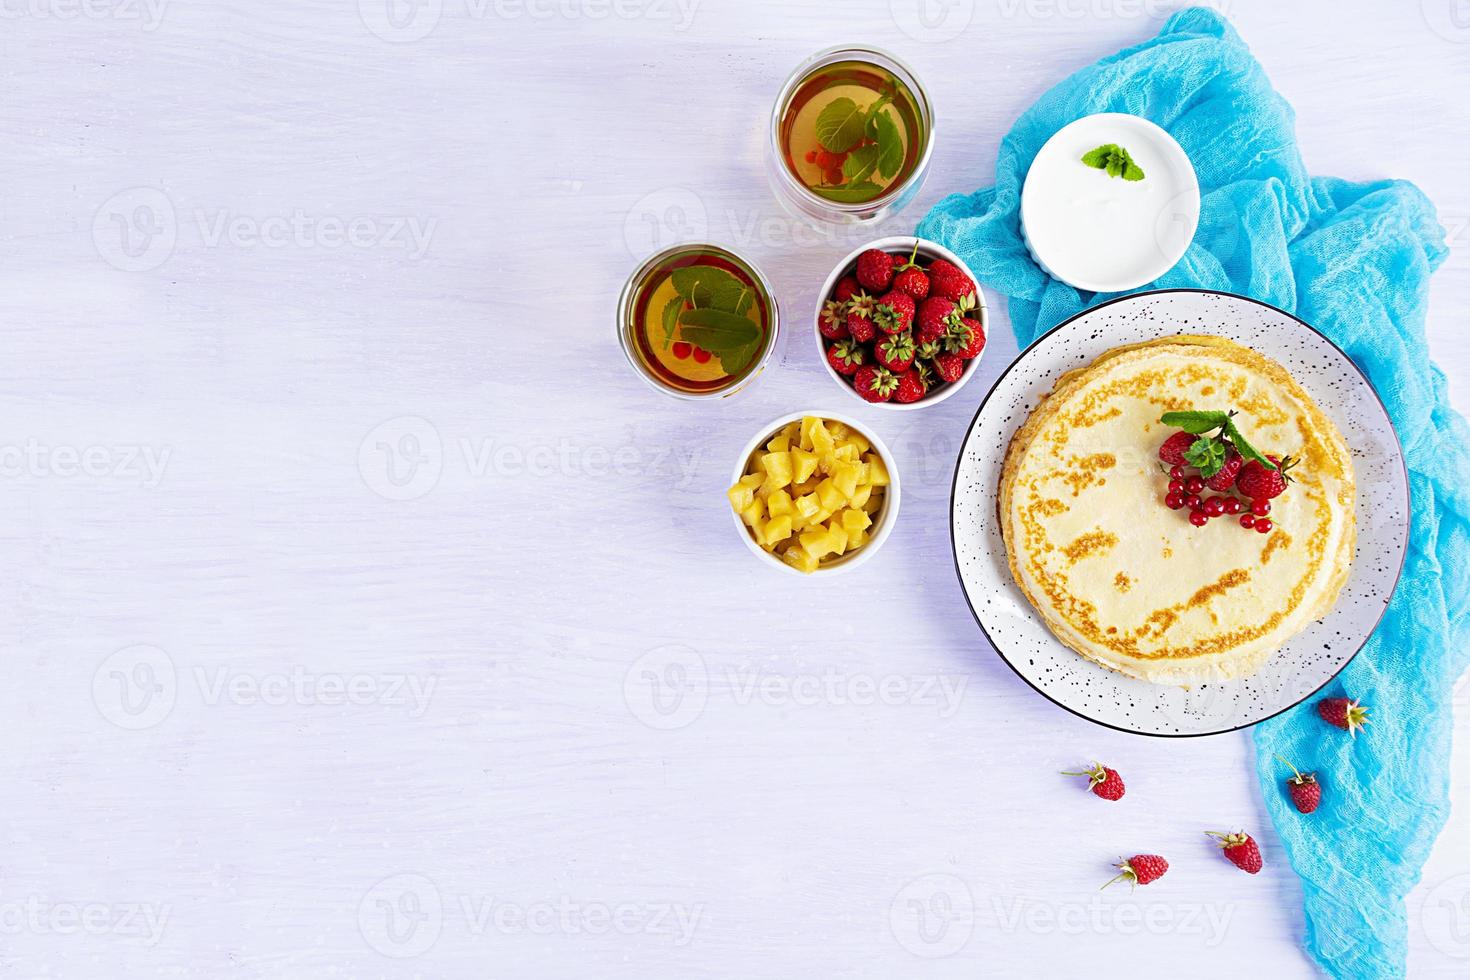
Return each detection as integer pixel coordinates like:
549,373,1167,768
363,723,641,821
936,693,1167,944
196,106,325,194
948,287,1411,738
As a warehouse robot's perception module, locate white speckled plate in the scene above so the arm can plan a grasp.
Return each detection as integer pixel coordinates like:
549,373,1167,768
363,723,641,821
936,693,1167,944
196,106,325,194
951,290,1408,737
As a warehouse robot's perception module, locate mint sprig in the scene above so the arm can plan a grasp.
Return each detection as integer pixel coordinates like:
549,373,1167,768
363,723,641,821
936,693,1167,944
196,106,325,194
809,89,903,198
662,265,760,372
1159,409,1280,477
1082,143,1145,181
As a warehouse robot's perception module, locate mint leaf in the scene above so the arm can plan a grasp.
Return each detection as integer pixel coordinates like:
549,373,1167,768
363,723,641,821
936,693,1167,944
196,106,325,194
842,143,880,184
1184,436,1226,477
1160,410,1230,434
677,308,759,345
660,297,682,351
815,98,865,152
709,281,751,315
718,338,761,377
1082,143,1145,181
813,181,883,203
870,110,903,180
1222,420,1276,470
670,265,742,307
1081,144,1118,169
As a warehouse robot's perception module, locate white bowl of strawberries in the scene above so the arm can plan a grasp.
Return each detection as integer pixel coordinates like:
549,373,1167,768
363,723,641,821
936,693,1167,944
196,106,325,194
815,236,988,409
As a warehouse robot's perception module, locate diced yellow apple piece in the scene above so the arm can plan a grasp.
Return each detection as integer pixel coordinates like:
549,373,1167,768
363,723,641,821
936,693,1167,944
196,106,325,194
827,421,849,440
849,484,873,509
782,544,819,574
799,527,835,560
761,514,792,547
740,498,764,527
840,507,872,549
809,419,835,455
766,433,790,453
841,433,870,454
832,460,861,499
790,448,819,484
766,489,793,518
727,482,754,513
760,451,792,488
816,478,846,512
739,472,763,490
793,493,820,523
862,493,882,514
835,444,859,462
824,519,848,556
863,453,890,487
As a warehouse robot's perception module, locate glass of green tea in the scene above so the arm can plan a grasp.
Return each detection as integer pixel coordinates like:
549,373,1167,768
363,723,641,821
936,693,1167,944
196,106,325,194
617,244,780,399
767,46,934,227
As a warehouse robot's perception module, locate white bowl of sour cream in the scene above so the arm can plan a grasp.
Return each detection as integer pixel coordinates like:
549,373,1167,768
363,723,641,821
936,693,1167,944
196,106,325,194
1020,113,1199,293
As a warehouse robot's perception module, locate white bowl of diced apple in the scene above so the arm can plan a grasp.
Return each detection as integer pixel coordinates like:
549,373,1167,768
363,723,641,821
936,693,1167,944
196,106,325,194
727,412,900,576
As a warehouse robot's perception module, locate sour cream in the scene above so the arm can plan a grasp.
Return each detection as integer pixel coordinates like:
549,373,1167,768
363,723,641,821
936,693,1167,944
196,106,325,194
1020,113,1198,293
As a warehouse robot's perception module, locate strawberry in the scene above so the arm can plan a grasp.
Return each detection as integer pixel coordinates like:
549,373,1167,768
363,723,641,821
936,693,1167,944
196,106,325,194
1207,831,1263,874
1158,431,1197,466
1105,854,1168,889
818,299,848,340
874,291,915,334
826,339,865,377
890,252,908,268
875,332,916,372
893,368,928,404
1061,762,1125,801
846,308,877,344
915,338,943,362
1318,697,1369,736
855,249,895,292
853,365,898,403
927,258,977,302
1235,455,1296,501
932,352,965,383
832,275,860,305
1205,447,1243,491
892,266,930,300
945,318,986,359
915,297,958,345
1277,756,1322,814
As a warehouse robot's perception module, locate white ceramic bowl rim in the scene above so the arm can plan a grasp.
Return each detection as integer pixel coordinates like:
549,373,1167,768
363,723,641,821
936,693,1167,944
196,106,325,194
814,236,988,412
730,411,901,576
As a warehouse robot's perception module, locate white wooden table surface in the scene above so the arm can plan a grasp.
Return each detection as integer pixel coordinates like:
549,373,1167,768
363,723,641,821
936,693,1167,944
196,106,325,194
2,1,1468,976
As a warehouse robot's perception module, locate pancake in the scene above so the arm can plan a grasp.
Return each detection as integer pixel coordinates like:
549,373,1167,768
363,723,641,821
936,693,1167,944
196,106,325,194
999,336,1356,685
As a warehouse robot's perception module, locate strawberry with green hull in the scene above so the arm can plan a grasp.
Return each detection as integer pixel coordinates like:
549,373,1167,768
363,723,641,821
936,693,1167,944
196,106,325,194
890,243,929,300
825,340,866,377
855,248,894,292
1061,761,1125,801
1277,756,1322,814
926,258,976,302
915,296,957,345
1207,831,1263,874
853,364,898,404
832,276,861,305
818,300,848,340
874,291,915,334
1318,697,1369,736
893,368,927,404
945,318,986,359
846,304,877,343
1237,455,1297,501
1104,854,1167,889
875,333,916,373
932,352,964,383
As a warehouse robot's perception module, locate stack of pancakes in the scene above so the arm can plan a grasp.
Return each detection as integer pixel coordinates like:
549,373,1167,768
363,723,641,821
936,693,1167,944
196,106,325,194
999,336,1356,685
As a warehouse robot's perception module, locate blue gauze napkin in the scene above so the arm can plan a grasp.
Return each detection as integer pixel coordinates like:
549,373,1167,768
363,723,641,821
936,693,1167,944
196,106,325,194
917,8,1470,978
